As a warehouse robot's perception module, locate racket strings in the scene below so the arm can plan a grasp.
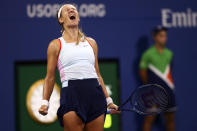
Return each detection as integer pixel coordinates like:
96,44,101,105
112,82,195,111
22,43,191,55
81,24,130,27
148,88,168,110
153,88,168,108
132,85,169,114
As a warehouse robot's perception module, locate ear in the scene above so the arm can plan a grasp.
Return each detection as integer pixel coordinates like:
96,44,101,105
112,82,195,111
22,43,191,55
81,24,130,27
59,17,64,24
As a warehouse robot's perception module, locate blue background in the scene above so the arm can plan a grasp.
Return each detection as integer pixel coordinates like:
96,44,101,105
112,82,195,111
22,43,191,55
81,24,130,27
0,0,197,130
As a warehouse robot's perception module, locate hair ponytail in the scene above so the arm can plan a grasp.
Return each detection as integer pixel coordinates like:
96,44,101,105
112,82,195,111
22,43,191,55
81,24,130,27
76,29,86,45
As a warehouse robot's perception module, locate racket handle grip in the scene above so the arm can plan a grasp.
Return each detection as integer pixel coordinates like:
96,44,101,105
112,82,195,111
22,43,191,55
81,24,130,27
107,108,121,114
106,109,111,114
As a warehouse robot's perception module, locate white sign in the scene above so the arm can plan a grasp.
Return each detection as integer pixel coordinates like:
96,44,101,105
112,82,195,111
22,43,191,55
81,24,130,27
27,3,106,18
161,8,197,28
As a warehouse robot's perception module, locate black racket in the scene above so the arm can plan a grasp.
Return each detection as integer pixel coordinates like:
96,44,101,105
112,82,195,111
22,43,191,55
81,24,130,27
107,84,169,115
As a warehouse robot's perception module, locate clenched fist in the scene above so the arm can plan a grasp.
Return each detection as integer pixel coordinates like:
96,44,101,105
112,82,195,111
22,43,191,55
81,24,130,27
38,105,48,116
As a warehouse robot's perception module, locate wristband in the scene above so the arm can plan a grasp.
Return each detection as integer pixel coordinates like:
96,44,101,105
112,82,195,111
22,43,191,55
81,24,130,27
41,100,49,107
106,97,113,106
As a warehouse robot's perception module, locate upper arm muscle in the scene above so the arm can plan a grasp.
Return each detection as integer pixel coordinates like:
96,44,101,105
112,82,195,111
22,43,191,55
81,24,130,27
46,39,60,79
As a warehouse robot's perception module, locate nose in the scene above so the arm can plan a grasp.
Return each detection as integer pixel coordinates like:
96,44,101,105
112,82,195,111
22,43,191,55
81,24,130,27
69,8,74,13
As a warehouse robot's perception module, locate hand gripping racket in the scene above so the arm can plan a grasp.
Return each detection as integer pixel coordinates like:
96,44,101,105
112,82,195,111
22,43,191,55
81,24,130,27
107,84,169,115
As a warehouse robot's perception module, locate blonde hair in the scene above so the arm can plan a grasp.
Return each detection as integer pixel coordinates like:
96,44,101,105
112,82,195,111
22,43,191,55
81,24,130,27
57,4,86,45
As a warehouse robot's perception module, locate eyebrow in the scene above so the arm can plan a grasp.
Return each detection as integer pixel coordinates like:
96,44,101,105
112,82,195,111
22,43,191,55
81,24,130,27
71,7,76,10
65,7,76,10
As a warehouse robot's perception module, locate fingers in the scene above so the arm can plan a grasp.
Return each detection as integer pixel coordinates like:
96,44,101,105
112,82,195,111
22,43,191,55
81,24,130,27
107,104,121,114
110,109,121,114
108,103,119,110
38,105,48,116
107,109,121,114
114,105,119,110
39,108,48,115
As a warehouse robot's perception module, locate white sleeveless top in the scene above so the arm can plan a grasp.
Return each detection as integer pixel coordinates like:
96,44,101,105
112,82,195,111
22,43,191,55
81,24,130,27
57,37,98,87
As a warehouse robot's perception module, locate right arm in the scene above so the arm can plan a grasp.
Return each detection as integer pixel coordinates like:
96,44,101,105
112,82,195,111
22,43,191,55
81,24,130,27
39,39,60,115
139,69,148,84
139,51,149,84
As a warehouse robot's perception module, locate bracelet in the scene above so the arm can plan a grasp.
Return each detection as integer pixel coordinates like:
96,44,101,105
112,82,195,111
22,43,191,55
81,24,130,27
41,100,49,107
106,97,113,106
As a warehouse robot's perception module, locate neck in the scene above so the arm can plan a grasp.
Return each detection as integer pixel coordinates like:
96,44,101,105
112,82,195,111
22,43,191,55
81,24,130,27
155,43,164,53
62,26,79,42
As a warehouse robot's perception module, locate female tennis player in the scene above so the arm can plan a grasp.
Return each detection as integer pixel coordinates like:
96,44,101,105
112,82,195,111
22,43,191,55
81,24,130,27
38,4,119,131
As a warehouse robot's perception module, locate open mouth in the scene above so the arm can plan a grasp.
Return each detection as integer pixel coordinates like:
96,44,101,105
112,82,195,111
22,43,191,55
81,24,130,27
69,16,76,20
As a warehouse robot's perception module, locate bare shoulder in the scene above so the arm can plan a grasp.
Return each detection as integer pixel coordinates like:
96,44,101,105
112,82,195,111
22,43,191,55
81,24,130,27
86,37,96,43
47,39,60,55
86,37,98,49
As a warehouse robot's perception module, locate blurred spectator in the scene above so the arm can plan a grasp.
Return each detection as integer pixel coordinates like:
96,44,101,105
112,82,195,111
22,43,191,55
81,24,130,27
139,26,176,131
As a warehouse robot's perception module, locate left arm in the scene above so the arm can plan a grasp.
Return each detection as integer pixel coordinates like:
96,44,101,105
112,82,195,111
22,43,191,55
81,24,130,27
86,37,119,112
87,38,109,98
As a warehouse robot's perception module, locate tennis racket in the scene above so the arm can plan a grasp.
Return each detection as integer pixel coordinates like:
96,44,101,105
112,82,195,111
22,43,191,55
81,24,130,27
107,84,169,115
